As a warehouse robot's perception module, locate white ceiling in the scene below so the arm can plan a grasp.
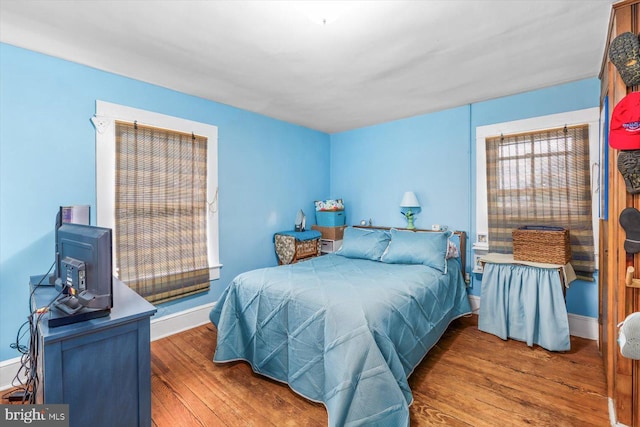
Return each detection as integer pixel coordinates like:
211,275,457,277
0,0,615,133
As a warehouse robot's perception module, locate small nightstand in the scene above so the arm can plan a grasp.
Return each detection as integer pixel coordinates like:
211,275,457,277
274,230,321,264
320,239,343,254
477,253,574,351
311,225,346,254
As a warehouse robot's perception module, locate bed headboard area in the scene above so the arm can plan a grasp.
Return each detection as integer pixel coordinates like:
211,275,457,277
352,225,467,277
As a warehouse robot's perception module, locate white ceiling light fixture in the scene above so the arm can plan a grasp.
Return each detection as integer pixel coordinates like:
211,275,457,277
293,1,358,25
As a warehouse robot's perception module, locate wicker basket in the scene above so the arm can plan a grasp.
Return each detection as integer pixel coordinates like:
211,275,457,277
512,226,571,265
295,239,320,259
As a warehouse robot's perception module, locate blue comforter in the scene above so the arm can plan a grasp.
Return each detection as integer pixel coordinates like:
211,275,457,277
210,254,471,426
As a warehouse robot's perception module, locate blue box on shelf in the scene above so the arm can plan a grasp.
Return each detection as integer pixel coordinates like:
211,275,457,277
316,210,345,227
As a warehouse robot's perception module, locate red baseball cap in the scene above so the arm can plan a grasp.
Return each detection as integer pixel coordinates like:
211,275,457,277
610,92,640,150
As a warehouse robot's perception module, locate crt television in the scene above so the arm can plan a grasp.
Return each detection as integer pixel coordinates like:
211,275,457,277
53,223,113,316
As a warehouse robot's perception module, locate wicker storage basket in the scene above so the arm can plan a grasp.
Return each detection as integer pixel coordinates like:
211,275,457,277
512,226,571,265
296,239,320,259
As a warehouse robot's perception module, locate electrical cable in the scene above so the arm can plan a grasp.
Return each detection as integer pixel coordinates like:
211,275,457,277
28,260,56,309
7,260,62,404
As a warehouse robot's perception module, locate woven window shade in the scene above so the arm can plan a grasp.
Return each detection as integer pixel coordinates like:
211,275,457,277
115,121,210,303
486,125,595,279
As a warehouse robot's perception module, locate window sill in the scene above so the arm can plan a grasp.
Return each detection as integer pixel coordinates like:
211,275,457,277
209,264,222,280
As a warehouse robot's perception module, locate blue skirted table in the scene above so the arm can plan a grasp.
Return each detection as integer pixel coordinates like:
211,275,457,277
274,230,322,265
478,253,576,352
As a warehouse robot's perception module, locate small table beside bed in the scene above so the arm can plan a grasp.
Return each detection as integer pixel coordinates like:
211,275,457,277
478,253,577,352
274,229,322,265
210,226,471,426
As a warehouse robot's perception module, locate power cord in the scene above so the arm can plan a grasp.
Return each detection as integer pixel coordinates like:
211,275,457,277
6,260,62,404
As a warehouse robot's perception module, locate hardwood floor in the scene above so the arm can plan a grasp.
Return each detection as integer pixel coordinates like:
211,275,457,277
149,315,609,426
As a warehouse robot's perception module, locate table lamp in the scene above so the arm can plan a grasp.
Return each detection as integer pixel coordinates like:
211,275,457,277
400,191,420,229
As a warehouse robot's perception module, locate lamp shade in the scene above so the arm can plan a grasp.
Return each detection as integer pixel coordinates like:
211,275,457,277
400,191,420,208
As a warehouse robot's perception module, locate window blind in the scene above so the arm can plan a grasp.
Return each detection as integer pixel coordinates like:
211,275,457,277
485,124,595,279
115,121,210,303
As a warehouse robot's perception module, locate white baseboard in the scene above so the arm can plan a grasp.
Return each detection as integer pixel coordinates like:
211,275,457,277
608,397,631,427
567,313,599,341
468,295,599,341
468,295,480,314
150,302,216,341
0,357,24,392
0,302,217,391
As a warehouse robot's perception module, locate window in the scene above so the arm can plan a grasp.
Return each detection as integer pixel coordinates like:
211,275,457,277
486,125,594,277
94,101,220,303
476,108,600,279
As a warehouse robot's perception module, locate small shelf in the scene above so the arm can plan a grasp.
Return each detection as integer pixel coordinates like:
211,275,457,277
472,242,489,251
320,239,342,254
472,242,489,274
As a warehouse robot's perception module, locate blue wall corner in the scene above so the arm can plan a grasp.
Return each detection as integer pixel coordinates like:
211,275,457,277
329,77,601,315
0,43,330,360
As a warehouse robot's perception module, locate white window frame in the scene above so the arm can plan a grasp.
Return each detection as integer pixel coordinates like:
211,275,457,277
94,100,221,281
475,107,600,258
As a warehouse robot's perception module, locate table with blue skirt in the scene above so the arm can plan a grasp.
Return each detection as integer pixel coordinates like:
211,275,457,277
478,253,577,351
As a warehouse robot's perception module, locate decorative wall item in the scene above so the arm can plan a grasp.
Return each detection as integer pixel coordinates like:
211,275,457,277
609,92,640,151
477,233,488,245
609,32,640,87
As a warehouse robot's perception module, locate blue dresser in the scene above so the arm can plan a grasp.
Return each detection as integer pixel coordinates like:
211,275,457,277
32,278,156,427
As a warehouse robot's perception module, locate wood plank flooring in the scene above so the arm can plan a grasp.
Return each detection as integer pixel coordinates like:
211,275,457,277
149,315,610,426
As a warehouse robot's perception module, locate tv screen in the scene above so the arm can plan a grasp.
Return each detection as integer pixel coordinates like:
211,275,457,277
54,223,113,314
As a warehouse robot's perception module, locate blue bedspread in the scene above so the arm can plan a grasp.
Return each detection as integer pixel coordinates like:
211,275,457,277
209,254,471,426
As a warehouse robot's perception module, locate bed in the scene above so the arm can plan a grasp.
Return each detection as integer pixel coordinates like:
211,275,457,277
209,226,471,426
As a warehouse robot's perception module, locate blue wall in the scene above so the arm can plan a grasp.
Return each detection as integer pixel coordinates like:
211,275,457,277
0,43,330,362
330,78,601,318
330,105,472,232
0,42,601,364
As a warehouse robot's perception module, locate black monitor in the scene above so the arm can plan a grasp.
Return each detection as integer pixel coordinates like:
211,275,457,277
45,205,91,286
51,223,113,325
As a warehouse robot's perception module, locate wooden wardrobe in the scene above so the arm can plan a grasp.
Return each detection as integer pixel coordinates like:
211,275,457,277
601,1,640,425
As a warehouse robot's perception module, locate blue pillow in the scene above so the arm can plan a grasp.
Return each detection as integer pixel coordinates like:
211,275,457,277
381,229,451,272
336,227,390,261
